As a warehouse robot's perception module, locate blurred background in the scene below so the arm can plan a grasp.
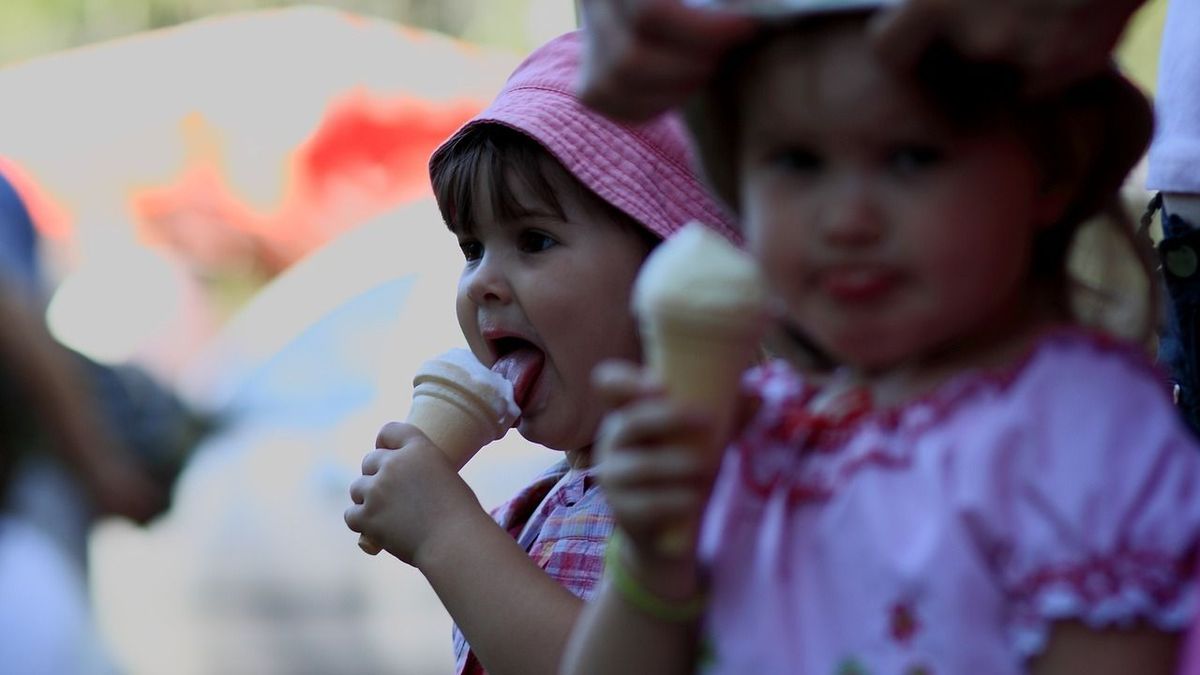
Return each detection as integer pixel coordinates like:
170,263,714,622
0,0,1170,673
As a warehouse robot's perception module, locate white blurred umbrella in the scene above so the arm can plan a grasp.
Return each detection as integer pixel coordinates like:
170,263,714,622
0,7,519,376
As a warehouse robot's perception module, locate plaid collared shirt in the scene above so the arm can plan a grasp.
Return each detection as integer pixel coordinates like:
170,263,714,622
453,458,613,675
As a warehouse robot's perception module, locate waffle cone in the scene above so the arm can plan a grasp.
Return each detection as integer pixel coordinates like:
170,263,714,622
407,380,507,471
643,318,760,447
641,316,762,557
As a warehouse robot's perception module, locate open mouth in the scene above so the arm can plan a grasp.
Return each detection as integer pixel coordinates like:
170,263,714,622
489,336,546,412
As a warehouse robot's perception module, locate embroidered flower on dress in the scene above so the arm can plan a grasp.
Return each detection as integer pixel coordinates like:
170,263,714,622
889,601,921,645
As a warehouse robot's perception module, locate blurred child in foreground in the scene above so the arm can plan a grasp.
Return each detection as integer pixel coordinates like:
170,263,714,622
563,1,1200,672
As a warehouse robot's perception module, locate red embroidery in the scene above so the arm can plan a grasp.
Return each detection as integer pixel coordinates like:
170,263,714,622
738,328,1163,505
889,601,920,645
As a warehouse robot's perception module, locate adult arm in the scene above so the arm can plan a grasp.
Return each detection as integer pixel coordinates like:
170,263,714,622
871,0,1148,93
576,0,1147,122
0,285,164,522
576,0,754,122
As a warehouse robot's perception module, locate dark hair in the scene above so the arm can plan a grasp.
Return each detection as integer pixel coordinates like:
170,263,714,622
688,13,1157,343
429,124,659,251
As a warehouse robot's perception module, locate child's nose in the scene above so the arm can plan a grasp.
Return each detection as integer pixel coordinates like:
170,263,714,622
464,255,513,305
820,177,884,247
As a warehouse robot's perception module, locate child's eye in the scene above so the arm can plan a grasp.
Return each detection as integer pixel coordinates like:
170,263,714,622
459,239,483,262
768,147,822,174
887,145,944,175
518,230,557,254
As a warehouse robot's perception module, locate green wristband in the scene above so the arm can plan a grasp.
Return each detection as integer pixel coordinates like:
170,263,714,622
604,533,706,623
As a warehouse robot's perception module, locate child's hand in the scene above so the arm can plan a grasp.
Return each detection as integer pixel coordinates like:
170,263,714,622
577,0,755,122
871,0,1145,94
345,422,483,566
591,360,718,561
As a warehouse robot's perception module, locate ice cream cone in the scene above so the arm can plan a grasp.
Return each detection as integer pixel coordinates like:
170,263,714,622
407,371,515,471
632,223,768,556
359,349,518,555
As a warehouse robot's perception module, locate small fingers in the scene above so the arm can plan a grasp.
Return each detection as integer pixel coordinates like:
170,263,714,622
348,474,370,506
376,421,420,449
360,448,390,476
599,444,711,490
597,398,710,453
615,487,704,522
344,501,364,533
592,359,664,410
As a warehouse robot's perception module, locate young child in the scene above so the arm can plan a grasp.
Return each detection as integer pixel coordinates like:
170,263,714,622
562,2,1200,674
343,31,738,675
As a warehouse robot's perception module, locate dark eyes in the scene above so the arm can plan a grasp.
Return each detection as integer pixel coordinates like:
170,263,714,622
888,145,944,174
517,230,557,254
457,230,557,263
764,144,945,176
459,239,483,262
767,147,822,173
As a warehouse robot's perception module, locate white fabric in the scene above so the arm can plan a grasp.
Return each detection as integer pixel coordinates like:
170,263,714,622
1147,0,1200,193
0,517,113,674
697,330,1200,674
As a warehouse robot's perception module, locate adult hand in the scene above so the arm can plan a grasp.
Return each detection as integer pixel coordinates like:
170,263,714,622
871,0,1147,94
86,456,170,525
577,0,755,122
345,422,484,566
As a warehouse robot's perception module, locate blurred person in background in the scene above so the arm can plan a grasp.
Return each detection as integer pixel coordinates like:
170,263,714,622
1147,0,1200,438
0,278,118,674
0,168,215,571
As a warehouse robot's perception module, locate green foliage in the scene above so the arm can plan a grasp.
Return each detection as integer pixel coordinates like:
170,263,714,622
0,0,544,67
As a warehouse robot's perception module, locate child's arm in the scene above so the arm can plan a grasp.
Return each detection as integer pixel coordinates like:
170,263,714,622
561,361,718,675
1030,621,1179,674
345,423,581,675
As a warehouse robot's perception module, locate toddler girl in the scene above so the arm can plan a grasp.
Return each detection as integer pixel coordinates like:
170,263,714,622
344,31,737,675
563,2,1200,673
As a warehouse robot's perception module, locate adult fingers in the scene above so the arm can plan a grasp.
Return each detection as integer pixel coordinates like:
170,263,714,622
579,39,710,120
632,0,757,55
869,0,950,73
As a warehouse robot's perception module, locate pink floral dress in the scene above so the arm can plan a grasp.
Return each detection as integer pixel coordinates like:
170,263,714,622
698,329,1200,674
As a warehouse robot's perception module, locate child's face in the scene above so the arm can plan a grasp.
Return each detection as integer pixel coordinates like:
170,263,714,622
736,23,1056,372
454,161,650,454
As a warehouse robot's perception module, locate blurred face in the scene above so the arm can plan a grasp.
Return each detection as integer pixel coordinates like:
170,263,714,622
454,159,651,456
736,23,1058,372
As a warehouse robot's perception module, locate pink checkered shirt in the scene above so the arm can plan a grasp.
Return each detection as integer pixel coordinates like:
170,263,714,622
453,459,613,675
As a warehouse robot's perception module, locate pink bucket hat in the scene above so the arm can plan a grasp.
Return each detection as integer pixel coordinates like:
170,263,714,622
429,30,739,244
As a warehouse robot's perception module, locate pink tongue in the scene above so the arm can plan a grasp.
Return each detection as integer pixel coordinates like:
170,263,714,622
491,347,545,411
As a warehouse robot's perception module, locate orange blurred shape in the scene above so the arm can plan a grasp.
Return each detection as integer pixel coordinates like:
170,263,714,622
0,156,74,242
132,91,480,276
